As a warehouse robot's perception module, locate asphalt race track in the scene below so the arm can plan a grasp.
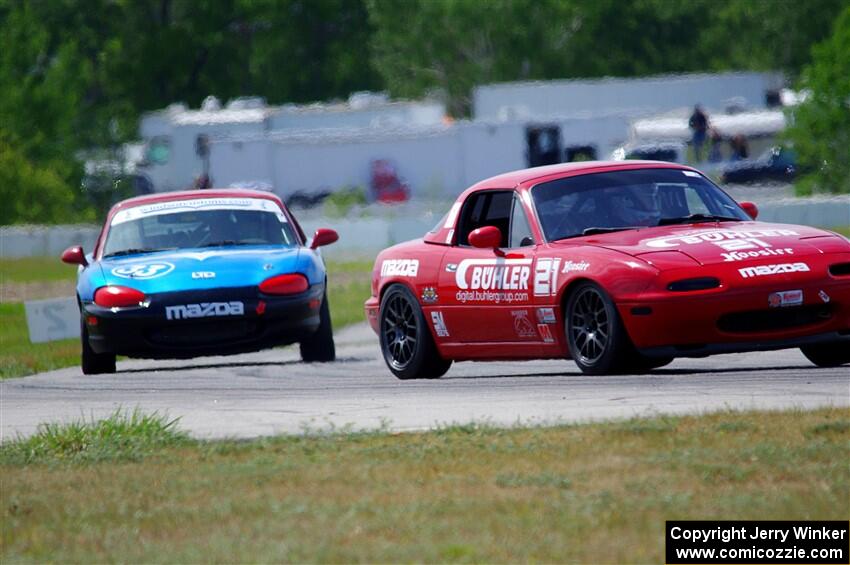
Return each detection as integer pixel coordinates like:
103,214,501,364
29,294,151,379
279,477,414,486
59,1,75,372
2,324,849,440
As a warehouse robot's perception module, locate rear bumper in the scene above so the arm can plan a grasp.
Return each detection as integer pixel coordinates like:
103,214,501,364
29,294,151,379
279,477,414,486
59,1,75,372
620,278,850,355
82,284,324,359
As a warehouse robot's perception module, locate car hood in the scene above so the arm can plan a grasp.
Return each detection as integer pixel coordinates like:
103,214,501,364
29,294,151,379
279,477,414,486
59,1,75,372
560,221,837,266
96,245,306,293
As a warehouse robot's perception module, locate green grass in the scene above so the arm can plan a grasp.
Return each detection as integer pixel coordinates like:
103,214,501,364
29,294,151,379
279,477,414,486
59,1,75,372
0,409,189,465
0,257,78,283
0,259,373,379
1,408,847,562
829,225,850,237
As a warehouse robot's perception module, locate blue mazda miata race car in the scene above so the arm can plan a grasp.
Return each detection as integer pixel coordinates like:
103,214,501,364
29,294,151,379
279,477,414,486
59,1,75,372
61,189,339,374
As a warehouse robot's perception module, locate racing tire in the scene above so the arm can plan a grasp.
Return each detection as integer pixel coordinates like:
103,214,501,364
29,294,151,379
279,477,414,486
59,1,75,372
379,284,451,380
800,343,850,367
80,320,116,375
565,282,633,375
300,291,336,363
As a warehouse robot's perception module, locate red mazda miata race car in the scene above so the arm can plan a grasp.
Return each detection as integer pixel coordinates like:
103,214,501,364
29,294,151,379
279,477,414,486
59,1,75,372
365,161,850,379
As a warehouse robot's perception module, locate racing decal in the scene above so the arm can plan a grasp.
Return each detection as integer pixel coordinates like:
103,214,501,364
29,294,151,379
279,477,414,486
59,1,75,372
431,311,450,337
534,258,561,297
191,271,216,279
421,287,438,303
112,197,287,225
644,229,799,262
738,262,810,278
165,301,245,320
819,290,830,304
561,260,590,273
454,258,532,304
445,263,458,273
536,307,556,324
537,324,555,343
263,263,274,271
768,290,803,308
381,259,419,277
111,262,175,280
511,310,537,338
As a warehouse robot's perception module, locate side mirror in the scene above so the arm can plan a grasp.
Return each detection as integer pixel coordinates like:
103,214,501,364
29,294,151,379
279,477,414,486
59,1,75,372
61,245,88,266
740,201,759,220
310,228,339,250
468,226,503,250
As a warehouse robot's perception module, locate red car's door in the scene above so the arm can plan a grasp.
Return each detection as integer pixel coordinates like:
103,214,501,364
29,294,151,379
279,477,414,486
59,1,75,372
436,190,541,346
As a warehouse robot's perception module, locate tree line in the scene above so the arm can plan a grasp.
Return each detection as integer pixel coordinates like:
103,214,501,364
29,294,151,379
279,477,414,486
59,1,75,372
1,0,847,224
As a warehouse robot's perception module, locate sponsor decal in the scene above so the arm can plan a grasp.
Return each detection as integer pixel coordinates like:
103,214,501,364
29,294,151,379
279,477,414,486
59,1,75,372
165,301,245,320
454,258,531,303
561,260,590,273
511,310,537,338
645,229,800,262
381,259,419,277
721,248,795,262
738,262,810,278
111,262,174,280
538,324,555,343
431,311,450,337
455,258,531,290
191,271,215,279
536,307,557,324
263,263,274,271
534,258,561,296
768,290,803,308
421,287,438,303
819,290,830,304
445,263,458,273
112,197,287,225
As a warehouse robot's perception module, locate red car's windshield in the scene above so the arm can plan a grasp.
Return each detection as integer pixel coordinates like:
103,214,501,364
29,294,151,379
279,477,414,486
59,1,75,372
531,168,748,241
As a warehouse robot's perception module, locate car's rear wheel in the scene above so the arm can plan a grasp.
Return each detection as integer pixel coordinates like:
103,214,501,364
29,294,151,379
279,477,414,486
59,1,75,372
566,282,632,375
380,285,451,380
800,342,850,367
300,291,336,362
80,320,116,374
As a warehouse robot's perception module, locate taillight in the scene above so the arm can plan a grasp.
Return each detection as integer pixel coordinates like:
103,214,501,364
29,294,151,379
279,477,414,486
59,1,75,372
94,285,147,308
259,273,309,295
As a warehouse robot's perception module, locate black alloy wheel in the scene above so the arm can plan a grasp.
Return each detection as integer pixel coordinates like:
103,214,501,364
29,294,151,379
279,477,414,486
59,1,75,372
379,285,451,380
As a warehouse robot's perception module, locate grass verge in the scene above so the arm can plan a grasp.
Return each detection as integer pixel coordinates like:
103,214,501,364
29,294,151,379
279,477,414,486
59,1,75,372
0,259,372,379
2,408,847,562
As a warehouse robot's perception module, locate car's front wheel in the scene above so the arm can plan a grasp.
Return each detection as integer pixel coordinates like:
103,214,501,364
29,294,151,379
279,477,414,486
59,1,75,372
800,342,850,367
300,291,336,362
80,320,116,374
379,285,451,380
565,282,633,375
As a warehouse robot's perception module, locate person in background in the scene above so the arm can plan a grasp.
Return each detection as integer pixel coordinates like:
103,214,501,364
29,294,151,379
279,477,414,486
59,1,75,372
730,134,750,161
708,128,723,162
688,104,709,162
193,173,212,190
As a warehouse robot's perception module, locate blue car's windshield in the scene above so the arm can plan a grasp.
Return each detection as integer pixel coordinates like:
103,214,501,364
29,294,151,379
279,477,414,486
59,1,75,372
103,199,298,258
531,168,749,241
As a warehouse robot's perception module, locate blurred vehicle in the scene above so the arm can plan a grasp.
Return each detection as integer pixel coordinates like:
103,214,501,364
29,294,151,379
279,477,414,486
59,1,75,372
62,189,339,374
721,146,798,184
611,141,687,163
365,161,850,379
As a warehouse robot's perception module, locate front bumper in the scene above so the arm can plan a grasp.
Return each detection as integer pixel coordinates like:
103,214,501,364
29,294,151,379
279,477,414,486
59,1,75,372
619,277,850,357
82,284,324,359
